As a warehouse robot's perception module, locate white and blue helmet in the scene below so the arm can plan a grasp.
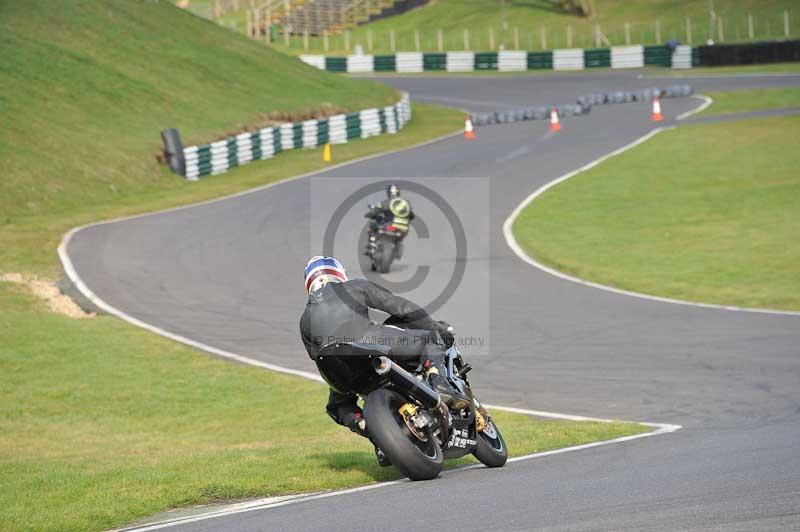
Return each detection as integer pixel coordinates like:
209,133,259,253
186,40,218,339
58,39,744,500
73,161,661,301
304,256,347,294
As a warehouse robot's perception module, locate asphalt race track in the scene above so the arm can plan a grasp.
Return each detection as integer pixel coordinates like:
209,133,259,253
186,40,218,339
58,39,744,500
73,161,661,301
65,71,800,531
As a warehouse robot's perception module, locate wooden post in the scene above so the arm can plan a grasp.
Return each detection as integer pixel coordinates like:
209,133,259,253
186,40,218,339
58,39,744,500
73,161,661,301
284,24,290,47
624,22,630,45
655,19,661,43
489,27,495,50
323,29,329,52
717,15,724,42
246,10,252,37
594,23,600,47
785,10,790,38
540,25,547,50
304,28,309,50
414,29,420,51
567,25,573,47
686,16,692,44
390,29,396,52
265,11,271,44
463,28,470,50
437,28,443,51
345,30,350,51
367,29,373,51
747,13,754,40
514,26,519,49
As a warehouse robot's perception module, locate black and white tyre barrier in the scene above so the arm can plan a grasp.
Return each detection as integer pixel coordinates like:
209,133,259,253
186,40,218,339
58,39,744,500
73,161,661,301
470,84,692,127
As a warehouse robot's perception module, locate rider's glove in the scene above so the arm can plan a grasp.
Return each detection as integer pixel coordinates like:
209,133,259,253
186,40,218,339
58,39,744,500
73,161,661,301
436,321,455,349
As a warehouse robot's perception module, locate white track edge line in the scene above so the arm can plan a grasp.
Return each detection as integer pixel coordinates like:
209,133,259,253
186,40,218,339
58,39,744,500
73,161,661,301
501,116,800,317
114,411,679,532
676,94,713,120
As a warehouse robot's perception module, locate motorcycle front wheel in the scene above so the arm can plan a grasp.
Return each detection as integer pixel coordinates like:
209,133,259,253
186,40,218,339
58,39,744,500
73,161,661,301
376,240,395,273
473,415,508,468
364,388,443,480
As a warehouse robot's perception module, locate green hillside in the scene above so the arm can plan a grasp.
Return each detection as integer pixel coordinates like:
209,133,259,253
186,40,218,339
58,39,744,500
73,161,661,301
0,0,395,226
243,0,799,54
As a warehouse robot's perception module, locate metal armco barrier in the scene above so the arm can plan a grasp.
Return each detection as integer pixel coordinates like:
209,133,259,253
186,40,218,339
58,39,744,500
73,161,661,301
171,93,412,180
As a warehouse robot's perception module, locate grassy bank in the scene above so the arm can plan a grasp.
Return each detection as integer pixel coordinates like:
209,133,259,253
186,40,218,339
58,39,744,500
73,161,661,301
0,0,397,272
201,0,800,55
0,282,647,531
698,87,800,116
0,0,464,277
514,114,800,310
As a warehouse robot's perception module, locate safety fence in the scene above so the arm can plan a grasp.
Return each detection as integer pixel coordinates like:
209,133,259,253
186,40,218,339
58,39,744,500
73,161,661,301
300,44,693,72
162,93,412,180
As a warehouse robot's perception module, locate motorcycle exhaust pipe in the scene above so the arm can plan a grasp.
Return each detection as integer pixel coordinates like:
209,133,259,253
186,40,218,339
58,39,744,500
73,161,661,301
373,356,441,410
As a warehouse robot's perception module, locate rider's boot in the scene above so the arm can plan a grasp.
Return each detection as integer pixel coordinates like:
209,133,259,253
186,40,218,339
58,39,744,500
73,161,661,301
424,363,470,410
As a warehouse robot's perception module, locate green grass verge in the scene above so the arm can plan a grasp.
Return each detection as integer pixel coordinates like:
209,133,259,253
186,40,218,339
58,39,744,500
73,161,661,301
0,282,648,531
651,62,800,77
514,114,800,310
698,87,800,116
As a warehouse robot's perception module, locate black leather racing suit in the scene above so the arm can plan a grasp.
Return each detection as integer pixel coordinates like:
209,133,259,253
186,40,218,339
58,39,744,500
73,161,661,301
299,279,447,427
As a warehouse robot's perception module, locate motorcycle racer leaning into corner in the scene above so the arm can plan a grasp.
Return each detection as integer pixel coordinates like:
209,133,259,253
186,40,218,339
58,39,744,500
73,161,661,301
299,256,469,466
364,184,413,259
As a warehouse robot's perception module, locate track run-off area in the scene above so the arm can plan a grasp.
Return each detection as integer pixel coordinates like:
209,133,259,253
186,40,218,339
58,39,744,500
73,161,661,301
64,71,800,531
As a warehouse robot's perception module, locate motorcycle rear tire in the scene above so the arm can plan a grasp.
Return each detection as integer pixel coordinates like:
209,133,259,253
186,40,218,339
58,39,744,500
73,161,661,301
377,241,394,274
364,389,443,481
473,417,508,468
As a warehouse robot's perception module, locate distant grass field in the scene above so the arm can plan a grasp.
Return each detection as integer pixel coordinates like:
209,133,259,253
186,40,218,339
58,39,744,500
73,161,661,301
698,87,800,116
514,113,800,310
0,282,647,531
202,0,800,54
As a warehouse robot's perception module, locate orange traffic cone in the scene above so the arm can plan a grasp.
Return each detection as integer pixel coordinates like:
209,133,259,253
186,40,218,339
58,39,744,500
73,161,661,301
464,115,476,140
549,108,561,132
651,97,664,122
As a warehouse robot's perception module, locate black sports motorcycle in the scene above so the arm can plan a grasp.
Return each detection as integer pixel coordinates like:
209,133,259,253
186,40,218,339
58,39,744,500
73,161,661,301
364,208,404,274
313,321,507,480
